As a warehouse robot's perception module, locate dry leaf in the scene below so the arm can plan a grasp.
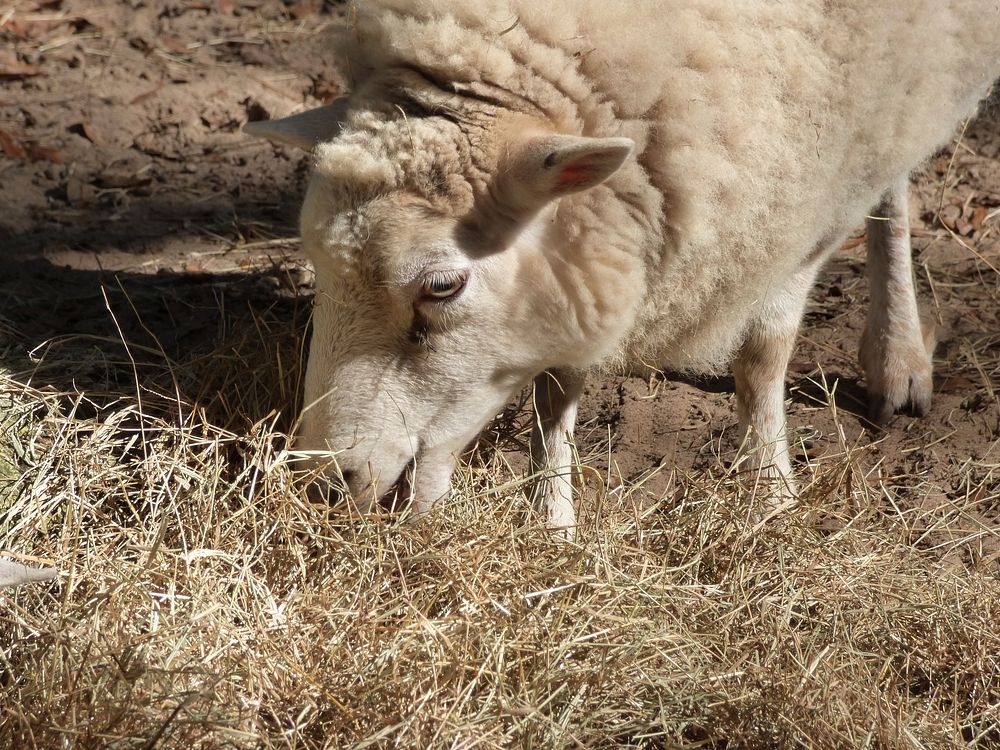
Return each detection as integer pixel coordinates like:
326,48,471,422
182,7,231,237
159,35,190,55
288,0,322,19
0,17,30,39
0,128,28,160
971,205,988,233
71,120,101,144
129,83,165,105
25,142,65,163
938,203,961,231
312,77,342,104
0,55,42,78
19,18,65,41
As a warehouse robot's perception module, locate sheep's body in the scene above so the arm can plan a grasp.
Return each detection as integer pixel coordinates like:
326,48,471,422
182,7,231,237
347,0,1000,372
248,1,1000,534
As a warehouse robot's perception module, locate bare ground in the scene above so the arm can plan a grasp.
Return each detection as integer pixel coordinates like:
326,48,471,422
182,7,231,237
2,2,1000,748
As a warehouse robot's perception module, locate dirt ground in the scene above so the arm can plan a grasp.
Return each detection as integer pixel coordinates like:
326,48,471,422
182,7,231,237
3,2,1000,746
4,1,999,548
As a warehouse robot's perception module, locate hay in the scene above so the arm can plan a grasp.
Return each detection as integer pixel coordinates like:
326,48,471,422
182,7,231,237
2,295,999,748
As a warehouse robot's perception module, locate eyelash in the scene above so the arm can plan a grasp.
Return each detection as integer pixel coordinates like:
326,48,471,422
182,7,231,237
419,271,468,302
409,270,469,349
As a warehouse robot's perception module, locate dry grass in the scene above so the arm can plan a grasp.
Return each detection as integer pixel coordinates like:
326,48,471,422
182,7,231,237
2,273,1000,749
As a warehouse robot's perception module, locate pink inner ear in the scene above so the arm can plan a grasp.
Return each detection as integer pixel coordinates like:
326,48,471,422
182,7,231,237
556,163,598,190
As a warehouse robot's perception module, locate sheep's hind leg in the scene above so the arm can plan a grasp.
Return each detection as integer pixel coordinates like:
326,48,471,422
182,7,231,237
732,267,818,502
530,368,585,539
859,181,934,425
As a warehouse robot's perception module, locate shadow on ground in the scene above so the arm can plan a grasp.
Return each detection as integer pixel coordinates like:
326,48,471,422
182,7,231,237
0,254,311,434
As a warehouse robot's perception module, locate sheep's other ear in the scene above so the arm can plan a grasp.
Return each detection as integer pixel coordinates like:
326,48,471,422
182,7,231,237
501,134,634,214
244,99,350,150
0,558,57,588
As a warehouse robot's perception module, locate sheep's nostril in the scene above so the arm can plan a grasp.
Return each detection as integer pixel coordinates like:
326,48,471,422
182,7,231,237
339,469,356,488
304,472,350,505
305,481,329,504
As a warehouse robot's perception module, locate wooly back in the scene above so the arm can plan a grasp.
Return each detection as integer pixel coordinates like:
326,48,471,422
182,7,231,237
342,0,1000,372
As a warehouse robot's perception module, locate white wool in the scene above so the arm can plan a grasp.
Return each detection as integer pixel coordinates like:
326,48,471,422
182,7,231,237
333,0,1000,372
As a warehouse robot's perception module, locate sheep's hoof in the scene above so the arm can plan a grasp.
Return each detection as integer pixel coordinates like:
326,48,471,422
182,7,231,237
861,354,934,426
866,377,932,425
748,463,797,515
530,479,577,541
860,325,935,426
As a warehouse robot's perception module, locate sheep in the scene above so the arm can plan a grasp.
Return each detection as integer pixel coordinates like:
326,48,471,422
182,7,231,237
246,0,1000,536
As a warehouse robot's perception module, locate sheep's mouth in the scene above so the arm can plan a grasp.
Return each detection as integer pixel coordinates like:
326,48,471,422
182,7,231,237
377,459,415,512
304,459,415,513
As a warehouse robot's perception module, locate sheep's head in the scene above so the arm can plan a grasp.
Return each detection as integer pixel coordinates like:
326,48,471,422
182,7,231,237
246,93,636,512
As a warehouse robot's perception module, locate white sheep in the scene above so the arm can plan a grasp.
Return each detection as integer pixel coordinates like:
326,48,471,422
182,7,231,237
247,0,1000,536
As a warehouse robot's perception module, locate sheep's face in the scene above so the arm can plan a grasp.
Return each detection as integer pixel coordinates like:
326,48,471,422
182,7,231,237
296,193,530,510
292,124,634,511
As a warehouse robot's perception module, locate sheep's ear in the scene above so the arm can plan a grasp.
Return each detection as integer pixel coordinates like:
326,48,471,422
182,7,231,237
502,134,634,213
244,99,350,150
0,558,57,588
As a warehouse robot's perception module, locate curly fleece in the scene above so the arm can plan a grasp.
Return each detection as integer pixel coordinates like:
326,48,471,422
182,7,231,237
329,0,1000,372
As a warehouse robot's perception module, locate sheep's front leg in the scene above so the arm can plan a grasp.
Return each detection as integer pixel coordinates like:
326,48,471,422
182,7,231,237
530,368,585,538
409,450,456,516
732,272,816,500
860,181,934,425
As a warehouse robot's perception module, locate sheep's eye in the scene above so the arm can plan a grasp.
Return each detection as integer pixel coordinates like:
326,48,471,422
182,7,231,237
420,272,467,301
